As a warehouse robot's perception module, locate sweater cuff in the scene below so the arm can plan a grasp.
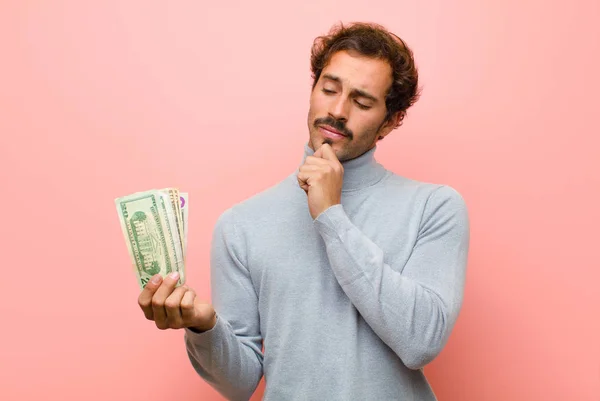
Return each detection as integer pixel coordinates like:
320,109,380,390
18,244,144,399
313,204,352,241
184,314,226,349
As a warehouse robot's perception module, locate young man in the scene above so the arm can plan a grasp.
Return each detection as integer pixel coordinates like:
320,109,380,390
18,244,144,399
138,22,470,400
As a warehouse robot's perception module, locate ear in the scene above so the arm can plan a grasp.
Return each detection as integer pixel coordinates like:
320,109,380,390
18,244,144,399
377,111,403,141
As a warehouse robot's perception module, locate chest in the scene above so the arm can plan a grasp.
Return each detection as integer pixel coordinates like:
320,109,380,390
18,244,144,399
245,190,421,301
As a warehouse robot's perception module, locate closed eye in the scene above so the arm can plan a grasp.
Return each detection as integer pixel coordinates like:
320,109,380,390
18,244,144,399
355,101,371,110
322,87,371,109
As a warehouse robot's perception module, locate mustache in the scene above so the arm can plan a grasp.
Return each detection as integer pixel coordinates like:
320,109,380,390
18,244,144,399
314,117,353,139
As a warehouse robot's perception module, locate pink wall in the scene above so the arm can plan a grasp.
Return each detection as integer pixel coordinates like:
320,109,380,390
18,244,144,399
1,1,598,400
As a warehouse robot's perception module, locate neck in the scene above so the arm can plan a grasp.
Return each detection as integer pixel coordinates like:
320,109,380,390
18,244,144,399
300,143,388,192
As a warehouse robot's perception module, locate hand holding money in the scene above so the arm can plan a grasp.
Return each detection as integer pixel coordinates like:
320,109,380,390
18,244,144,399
116,188,216,332
137,271,217,332
115,188,188,289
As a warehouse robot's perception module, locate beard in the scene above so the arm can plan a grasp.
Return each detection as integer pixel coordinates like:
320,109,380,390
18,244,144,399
312,116,354,140
308,116,382,162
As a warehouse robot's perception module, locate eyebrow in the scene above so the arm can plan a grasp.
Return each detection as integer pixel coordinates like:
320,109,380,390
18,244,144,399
322,73,379,103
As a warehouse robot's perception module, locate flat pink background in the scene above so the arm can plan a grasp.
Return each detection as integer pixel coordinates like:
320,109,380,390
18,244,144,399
1,1,598,400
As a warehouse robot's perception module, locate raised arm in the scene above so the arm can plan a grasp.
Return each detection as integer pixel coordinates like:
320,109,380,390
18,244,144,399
314,186,469,369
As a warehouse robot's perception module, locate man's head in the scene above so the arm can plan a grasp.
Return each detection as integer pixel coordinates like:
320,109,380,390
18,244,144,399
307,22,421,161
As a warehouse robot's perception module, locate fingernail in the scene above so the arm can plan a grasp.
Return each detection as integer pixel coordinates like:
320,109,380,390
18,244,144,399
169,271,179,280
151,275,161,285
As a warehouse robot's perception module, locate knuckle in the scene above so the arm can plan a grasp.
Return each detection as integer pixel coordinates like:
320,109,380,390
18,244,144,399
201,309,216,323
181,299,193,311
165,300,178,310
181,307,194,318
152,298,164,308
168,319,183,330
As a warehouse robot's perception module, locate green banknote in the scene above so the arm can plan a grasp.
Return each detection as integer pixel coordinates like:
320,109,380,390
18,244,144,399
115,189,187,289
180,192,189,259
161,188,184,258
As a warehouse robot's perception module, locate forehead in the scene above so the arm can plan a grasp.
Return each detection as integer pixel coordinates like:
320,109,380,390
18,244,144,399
321,50,393,98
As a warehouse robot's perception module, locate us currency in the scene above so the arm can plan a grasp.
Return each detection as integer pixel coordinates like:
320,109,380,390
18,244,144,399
157,190,186,284
159,188,186,283
180,192,188,259
160,188,184,255
115,189,186,289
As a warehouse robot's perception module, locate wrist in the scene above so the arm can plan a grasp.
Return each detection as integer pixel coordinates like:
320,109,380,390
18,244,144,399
316,202,340,218
188,311,217,333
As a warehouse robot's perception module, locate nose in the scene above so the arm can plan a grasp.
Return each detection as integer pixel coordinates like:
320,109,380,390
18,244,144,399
328,96,349,122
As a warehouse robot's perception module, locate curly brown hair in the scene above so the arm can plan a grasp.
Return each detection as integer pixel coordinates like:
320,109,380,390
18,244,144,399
310,22,421,128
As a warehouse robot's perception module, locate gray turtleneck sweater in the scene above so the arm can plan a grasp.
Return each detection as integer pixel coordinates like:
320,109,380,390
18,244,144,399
184,144,470,400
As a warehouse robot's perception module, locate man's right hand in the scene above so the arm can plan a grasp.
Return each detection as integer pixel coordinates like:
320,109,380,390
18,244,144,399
138,271,217,333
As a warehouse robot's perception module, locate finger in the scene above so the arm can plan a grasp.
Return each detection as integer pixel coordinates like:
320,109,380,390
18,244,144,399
297,172,310,192
180,289,197,322
304,155,330,166
165,285,190,329
313,141,333,158
313,145,323,158
298,166,323,191
152,271,180,329
318,143,339,162
297,182,308,193
297,179,309,193
138,274,163,320
299,164,321,174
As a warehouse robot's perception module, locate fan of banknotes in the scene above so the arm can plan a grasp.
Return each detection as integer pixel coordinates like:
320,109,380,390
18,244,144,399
115,188,188,289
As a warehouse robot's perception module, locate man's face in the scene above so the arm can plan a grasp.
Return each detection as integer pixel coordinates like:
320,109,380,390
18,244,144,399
307,50,398,161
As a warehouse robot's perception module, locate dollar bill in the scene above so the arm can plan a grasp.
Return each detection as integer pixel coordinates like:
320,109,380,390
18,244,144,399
157,191,185,283
115,189,186,289
180,192,188,259
160,188,184,254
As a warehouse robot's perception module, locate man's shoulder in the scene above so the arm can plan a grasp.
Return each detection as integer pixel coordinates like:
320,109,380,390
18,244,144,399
376,172,470,240
383,171,466,206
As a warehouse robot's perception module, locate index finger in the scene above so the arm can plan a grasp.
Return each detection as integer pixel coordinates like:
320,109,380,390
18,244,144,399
138,274,163,320
314,143,339,162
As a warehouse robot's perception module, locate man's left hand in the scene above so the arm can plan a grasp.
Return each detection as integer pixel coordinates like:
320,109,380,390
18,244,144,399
297,143,344,219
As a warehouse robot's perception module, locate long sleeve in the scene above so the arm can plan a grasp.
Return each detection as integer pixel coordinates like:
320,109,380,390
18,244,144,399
184,208,263,400
313,185,470,370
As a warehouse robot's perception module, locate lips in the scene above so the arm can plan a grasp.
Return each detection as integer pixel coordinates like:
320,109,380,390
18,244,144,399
319,125,346,138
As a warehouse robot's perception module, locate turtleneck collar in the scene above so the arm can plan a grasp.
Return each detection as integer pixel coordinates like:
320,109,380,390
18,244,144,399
299,143,388,192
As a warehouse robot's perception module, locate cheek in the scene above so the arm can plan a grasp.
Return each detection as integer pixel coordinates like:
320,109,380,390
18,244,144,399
309,92,329,114
351,116,382,137
367,112,388,131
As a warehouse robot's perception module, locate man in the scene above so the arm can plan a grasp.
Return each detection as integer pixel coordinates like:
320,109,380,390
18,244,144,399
138,22,469,400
